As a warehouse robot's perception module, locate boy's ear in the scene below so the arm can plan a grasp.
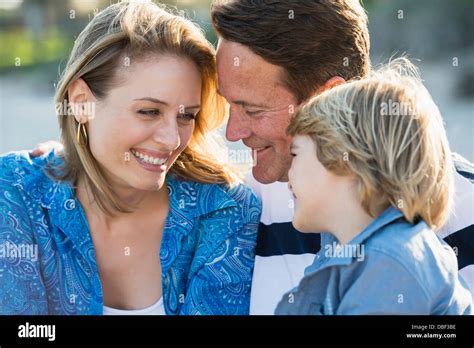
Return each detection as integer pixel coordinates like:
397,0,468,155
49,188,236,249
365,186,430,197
314,76,346,96
67,78,96,123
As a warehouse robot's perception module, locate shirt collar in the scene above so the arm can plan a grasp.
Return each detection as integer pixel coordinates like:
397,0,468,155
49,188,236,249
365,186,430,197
307,206,405,272
347,206,404,245
19,152,239,246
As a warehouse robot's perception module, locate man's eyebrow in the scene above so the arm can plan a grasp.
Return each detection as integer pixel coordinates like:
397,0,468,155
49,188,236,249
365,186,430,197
134,97,200,109
216,88,268,108
234,100,268,108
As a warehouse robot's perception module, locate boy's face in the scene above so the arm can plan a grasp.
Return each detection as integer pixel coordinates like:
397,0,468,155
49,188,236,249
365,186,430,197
288,135,342,233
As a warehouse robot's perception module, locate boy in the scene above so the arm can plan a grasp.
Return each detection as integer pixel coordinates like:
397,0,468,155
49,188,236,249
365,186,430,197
276,59,472,314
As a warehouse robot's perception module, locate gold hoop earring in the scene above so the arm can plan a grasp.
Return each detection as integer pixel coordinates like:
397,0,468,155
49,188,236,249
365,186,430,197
76,122,88,146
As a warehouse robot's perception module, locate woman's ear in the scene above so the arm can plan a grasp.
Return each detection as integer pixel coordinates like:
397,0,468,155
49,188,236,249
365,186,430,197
67,78,96,123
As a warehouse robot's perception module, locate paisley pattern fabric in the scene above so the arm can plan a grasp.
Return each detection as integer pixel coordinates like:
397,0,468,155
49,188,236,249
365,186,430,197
0,150,261,315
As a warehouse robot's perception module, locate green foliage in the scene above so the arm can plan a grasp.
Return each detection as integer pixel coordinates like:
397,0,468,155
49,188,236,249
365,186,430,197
0,28,73,70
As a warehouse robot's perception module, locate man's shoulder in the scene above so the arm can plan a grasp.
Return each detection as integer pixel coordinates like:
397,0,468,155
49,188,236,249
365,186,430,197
439,158,474,274
453,152,474,183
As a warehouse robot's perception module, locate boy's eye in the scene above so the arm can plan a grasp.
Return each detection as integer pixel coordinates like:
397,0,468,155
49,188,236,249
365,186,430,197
138,109,160,117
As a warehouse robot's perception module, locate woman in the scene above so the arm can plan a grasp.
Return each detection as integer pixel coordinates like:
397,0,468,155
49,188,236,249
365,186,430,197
0,0,261,315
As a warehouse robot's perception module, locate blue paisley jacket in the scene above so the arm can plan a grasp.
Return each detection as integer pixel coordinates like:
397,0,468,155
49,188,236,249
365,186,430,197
0,150,261,315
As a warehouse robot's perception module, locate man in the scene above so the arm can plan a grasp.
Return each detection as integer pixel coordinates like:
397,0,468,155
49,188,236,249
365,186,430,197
211,0,474,314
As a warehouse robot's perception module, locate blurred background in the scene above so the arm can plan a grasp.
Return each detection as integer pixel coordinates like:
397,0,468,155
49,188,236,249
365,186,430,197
0,0,473,162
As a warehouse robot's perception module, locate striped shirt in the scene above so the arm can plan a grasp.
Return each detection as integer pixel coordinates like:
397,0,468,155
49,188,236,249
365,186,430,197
247,153,474,315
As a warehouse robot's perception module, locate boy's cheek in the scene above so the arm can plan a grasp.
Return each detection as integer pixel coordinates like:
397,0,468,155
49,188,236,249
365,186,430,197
292,207,303,231
292,202,311,233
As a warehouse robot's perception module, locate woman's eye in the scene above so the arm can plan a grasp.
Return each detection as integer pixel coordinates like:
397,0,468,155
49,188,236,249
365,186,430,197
179,113,196,121
138,109,160,117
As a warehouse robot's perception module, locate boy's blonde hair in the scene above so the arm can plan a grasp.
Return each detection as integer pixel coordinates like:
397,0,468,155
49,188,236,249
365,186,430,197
287,58,454,231
53,0,239,216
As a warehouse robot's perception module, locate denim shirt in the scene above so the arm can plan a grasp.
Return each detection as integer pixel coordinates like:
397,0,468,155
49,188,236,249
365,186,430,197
275,207,472,315
0,150,262,315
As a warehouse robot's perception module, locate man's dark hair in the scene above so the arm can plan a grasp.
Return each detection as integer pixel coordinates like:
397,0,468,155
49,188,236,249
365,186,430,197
211,0,371,103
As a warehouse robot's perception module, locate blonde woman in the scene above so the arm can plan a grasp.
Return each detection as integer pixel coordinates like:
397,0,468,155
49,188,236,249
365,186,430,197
277,58,472,314
0,1,261,315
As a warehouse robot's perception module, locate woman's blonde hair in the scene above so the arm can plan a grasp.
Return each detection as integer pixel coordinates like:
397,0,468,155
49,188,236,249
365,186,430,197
287,57,454,231
53,0,239,216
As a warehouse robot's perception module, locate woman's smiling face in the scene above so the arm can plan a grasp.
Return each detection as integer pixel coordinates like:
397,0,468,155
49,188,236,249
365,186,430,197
83,54,202,192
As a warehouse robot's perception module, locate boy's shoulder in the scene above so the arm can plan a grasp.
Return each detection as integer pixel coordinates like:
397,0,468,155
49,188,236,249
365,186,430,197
364,216,453,268
358,216,461,299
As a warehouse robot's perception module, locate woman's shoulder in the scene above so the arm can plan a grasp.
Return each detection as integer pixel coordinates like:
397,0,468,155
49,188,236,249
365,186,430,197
168,174,262,220
216,180,262,214
166,176,262,267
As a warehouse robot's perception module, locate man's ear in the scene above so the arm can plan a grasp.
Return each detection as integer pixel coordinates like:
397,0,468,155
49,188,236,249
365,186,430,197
314,76,346,96
67,78,96,123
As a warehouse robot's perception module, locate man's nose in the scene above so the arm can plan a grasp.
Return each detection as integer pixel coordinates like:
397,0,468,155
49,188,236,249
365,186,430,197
153,117,180,151
225,106,251,142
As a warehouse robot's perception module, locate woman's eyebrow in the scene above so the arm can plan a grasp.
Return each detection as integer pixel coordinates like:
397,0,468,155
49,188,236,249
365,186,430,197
134,97,200,109
134,97,168,105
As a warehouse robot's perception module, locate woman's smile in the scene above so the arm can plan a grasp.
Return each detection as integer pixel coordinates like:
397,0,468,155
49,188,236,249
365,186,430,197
130,148,171,173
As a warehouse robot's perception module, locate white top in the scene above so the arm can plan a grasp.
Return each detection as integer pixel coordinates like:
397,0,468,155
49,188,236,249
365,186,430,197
103,297,165,315
245,174,315,315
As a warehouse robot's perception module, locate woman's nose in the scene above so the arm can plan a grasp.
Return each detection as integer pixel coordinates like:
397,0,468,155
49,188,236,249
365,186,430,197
153,118,180,151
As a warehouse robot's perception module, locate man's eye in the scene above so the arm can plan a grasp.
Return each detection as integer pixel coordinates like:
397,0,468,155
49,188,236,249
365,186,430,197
245,109,263,117
138,109,160,117
290,152,297,157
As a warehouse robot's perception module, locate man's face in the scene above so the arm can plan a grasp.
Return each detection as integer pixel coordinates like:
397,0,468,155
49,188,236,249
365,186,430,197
216,40,298,184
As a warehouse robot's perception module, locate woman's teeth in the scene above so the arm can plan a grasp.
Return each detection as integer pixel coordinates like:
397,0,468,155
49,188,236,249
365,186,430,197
131,149,167,165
